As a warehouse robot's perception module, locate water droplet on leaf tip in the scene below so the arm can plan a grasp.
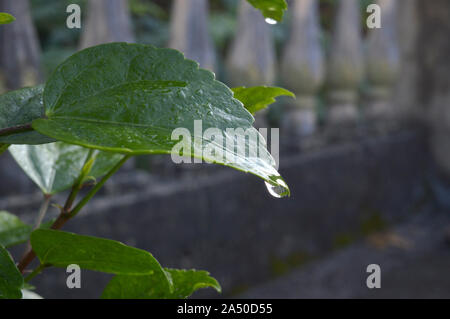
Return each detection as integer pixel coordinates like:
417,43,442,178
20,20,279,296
265,18,277,25
264,181,289,198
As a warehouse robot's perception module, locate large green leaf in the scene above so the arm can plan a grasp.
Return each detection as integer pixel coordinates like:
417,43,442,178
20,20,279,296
32,43,289,196
31,230,172,285
9,142,124,195
0,86,54,145
0,211,32,248
102,268,221,299
0,244,23,299
0,12,15,25
247,0,288,22
232,86,295,115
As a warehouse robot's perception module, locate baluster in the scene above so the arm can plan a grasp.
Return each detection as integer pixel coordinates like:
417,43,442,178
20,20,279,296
169,0,215,72
226,0,277,128
365,0,400,122
393,0,418,121
280,0,324,138
326,0,364,127
80,0,134,49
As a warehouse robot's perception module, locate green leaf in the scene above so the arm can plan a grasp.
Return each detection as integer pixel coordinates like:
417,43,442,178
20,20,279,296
0,86,54,145
0,211,32,248
232,86,295,115
247,0,288,22
0,212,53,248
0,144,9,155
89,150,126,179
102,268,221,299
31,230,172,284
0,244,23,299
9,142,124,195
0,12,15,25
32,43,289,196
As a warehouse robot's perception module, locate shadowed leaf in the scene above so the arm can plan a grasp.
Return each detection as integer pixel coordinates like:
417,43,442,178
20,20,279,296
9,142,124,195
0,244,23,299
31,230,172,288
0,86,54,145
102,268,221,299
0,211,32,248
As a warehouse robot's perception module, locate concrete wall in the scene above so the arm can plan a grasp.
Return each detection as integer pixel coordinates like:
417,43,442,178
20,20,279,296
2,130,430,298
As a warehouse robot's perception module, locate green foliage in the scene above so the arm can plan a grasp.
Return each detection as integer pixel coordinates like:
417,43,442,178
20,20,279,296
247,0,287,22
102,268,221,299
0,86,54,145
9,142,124,195
31,230,171,282
31,43,288,195
0,211,32,248
0,212,53,249
232,86,295,115
0,245,23,299
0,1,294,297
0,144,8,155
129,0,167,19
0,12,15,25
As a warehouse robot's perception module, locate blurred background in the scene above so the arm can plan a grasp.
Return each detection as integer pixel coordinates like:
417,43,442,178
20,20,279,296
1,0,450,298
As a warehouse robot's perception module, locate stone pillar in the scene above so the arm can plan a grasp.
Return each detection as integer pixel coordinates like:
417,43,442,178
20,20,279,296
326,0,364,127
169,0,215,72
80,0,134,49
393,0,419,122
226,0,277,128
365,0,400,121
419,1,450,177
280,0,324,138
0,0,42,91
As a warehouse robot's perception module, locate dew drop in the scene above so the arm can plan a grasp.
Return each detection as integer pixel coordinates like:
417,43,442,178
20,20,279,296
264,180,289,198
265,18,277,25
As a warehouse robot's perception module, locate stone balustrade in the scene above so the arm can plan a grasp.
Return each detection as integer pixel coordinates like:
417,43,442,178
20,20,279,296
168,0,410,140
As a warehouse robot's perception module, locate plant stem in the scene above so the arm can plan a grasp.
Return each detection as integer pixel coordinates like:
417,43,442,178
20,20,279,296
67,155,130,219
34,194,52,229
18,151,96,274
18,194,52,273
24,264,46,283
17,251,36,274
62,149,96,214
17,154,131,274
0,123,33,137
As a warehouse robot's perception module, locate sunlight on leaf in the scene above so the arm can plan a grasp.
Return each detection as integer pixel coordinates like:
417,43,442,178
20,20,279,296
0,12,15,25
232,86,295,115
